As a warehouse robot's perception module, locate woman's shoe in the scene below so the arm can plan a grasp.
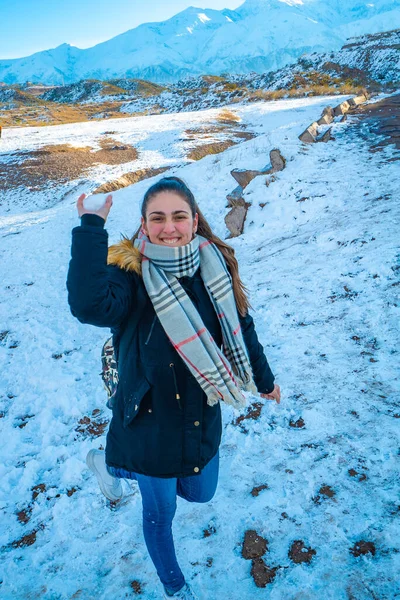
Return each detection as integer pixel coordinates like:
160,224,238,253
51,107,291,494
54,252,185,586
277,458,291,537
86,449,123,501
163,582,200,599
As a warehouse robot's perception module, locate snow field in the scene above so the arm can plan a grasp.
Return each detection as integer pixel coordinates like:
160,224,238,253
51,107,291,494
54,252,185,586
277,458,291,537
0,95,399,599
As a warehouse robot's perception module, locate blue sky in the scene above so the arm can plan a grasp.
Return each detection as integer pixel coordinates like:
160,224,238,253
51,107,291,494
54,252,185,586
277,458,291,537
0,0,243,59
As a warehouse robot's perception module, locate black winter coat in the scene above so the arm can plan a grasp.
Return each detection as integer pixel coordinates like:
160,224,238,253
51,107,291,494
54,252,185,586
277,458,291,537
67,214,275,478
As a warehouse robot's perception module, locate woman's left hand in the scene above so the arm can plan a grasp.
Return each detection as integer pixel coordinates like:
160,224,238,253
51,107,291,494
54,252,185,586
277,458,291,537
260,384,281,404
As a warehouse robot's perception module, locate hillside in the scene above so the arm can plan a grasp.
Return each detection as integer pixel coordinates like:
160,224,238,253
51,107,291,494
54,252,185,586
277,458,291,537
1,30,398,128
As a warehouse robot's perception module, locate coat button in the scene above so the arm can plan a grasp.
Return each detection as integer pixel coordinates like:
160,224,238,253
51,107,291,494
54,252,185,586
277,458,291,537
148,408,152,413
135,405,138,411
194,421,200,426
194,467,199,473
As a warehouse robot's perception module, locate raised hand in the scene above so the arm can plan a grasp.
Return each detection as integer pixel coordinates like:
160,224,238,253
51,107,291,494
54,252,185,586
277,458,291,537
76,193,113,222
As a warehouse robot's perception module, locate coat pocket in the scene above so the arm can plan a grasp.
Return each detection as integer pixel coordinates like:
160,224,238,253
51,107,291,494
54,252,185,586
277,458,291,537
123,377,151,429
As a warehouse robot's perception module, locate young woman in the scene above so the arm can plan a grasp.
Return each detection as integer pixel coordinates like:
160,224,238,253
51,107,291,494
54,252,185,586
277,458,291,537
67,177,280,599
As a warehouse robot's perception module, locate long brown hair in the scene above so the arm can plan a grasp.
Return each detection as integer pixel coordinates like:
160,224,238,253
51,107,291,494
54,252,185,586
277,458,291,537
129,176,250,316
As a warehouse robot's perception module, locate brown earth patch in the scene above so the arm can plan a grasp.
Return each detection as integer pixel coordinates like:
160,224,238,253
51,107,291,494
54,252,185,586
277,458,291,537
242,530,268,559
313,484,336,504
288,540,316,564
75,415,109,438
184,122,255,161
235,401,263,426
203,524,217,538
0,140,138,192
348,468,367,482
251,484,269,497
11,523,45,549
31,483,46,500
130,580,143,594
187,140,237,161
93,166,170,194
289,417,305,428
350,540,376,557
251,558,278,587
349,93,400,152
16,508,32,524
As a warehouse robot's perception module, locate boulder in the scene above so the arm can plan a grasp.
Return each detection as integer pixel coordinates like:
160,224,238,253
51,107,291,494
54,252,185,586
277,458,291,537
333,101,350,116
348,94,367,107
322,106,335,119
231,169,262,189
316,127,332,143
317,113,334,126
226,185,245,207
299,122,318,143
225,204,248,237
269,148,286,172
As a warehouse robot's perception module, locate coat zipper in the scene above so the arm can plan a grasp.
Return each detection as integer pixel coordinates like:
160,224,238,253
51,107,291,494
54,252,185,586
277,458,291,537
169,362,182,410
145,315,157,345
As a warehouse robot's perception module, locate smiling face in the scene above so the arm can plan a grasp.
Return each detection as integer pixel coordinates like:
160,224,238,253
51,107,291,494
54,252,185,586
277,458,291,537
141,191,198,247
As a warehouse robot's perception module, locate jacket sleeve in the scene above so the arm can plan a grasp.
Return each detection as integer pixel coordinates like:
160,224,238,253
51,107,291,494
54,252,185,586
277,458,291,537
66,213,136,329
239,311,275,394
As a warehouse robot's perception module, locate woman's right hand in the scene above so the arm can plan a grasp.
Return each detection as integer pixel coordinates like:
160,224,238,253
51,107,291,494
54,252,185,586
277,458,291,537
76,193,113,222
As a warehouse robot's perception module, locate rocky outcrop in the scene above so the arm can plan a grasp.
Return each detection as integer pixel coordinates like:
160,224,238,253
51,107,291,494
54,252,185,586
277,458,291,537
226,185,245,207
230,148,286,191
269,148,286,172
225,148,286,238
230,170,262,189
299,122,319,143
317,106,334,126
316,127,332,143
225,204,249,238
333,100,351,116
299,94,368,144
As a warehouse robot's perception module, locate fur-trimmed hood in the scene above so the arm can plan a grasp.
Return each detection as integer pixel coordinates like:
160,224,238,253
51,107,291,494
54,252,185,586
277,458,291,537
107,238,142,275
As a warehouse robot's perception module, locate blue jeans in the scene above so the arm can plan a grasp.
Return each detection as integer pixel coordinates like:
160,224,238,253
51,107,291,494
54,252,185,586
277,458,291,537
107,450,219,594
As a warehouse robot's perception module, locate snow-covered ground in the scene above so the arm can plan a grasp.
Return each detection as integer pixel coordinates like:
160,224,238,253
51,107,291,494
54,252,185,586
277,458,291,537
0,96,347,218
0,95,399,599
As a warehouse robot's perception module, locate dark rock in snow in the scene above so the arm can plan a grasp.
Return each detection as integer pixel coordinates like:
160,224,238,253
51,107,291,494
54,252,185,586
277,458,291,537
317,127,332,143
269,148,286,172
299,122,318,143
230,170,262,189
226,185,245,206
225,204,249,237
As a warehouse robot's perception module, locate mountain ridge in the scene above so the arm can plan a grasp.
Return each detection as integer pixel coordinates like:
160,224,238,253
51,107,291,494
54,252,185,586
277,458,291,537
0,0,399,85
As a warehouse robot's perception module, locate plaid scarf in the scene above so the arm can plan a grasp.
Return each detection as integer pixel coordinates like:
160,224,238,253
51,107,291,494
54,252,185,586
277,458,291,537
134,232,257,409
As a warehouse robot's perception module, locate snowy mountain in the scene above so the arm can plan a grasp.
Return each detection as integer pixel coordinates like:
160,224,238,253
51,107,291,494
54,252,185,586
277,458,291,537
0,0,399,84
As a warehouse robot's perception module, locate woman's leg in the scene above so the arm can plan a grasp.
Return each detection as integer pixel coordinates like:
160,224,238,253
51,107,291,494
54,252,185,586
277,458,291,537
177,450,219,503
135,473,186,594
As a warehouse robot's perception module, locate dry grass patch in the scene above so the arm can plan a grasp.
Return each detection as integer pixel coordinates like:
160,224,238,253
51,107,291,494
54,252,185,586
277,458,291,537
184,119,255,161
0,140,139,192
93,166,171,194
216,108,241,124
187,140,237,161
1,100,132,128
